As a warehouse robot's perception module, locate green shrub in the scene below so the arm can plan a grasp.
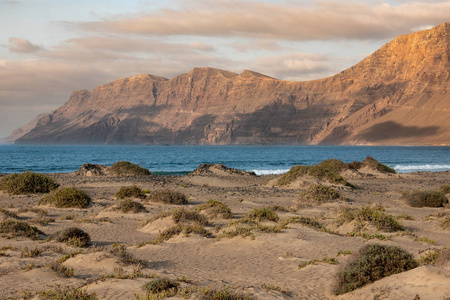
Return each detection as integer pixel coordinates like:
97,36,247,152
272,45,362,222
0,220,44,239
277,159,354,187
362,156,396,173
37,285,97,300
115,185,146,200
149,189,188,205
335,206,404,232
110,161,151,176
57,227,91,247
199,286,255,300
245,207,279,222
142,277,179,294
172,207,208,225
441,185,450,194
39,187,91,208
0,171,59,194
300,184,343,204
334,244,418,295
198,200,233,219
117,199,148,213
50,261,74,278
404,191,449,207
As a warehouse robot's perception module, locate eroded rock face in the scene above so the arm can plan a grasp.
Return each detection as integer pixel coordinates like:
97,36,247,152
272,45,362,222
12,23,450,145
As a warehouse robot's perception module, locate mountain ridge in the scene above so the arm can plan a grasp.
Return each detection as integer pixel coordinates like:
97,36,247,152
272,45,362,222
9,22,450,145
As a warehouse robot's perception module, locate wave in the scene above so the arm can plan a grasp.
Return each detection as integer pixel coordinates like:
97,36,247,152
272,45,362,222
394,164,450,172
252,169,290,175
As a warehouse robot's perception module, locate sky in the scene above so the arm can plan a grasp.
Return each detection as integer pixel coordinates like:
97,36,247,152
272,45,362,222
1,0,450,139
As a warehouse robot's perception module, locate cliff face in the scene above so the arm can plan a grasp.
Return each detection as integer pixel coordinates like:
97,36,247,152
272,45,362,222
13,23,450,145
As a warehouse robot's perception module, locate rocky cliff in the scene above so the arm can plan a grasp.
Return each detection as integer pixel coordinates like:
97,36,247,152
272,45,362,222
11,23,450,145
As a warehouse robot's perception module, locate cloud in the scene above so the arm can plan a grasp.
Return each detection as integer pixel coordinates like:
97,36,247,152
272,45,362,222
231,40,285,52
251,52,335,81
8,37,42,53
80,0,450,41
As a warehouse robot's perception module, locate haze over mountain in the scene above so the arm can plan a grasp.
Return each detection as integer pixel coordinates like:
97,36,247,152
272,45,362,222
9,23,450,145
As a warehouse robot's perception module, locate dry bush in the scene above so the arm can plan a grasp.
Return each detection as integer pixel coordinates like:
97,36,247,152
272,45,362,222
404,191,449,207
0,171,59,194
110,161,151,176
115,185,147,200
117,199,148,213
57,227,91,247
245,207,279,222
300,184,343,204
39,187,91,208
0,220,44,240
149,189,188,205
198,200,233,219
334,244,418,295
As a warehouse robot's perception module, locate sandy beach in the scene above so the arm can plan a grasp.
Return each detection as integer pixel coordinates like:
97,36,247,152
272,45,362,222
0,162,449,299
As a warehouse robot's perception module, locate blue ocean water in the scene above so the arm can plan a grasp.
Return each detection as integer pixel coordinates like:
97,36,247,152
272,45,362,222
0,145,449,175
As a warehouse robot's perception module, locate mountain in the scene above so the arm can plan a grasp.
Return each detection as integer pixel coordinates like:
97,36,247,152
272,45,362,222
11,23,450,145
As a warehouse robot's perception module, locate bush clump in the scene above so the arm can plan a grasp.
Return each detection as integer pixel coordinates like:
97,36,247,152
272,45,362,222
57,227,91,247
245,207,279,222
441,185,450,194
360,156,396,174
39,187,91,208
0,220,44,240
277,159,354,187
335,206,404,232
0,171,59,195
149,189,188,205
116,199,148,213
115,185,147,200
37,286,97,300
300,184,343,204
110,161,151,176
198,200,233,219
404,191,449,207
334,244,418,295
199,286,255,300
172,207,208,225
142,277,179,294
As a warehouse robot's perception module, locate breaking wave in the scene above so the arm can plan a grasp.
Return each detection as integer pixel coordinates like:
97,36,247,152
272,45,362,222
252,169,290,175
394,164,450,172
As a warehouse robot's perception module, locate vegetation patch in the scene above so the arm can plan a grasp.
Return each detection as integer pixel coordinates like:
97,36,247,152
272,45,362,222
110,161,151,176
116,199,148,213
149,189,189,205
0,220,44,240
441,216,450,230
300,184,343,204
403,191,449,207
440,185,450,194
115,185,147,200
418,249,442,265
110,243,147,266
199,286,255,300
49,261,74,278
198,200,233,219
172,207,209,225
335,205,404,232
0,171,59,194
334,244,418,295
359,156,396,173
245,207,279,222
57,227,91,247
142,277,180,295
37,285,97,299
20,246,42,258
298,256,338,269
0,208,20,220
39,187,91,208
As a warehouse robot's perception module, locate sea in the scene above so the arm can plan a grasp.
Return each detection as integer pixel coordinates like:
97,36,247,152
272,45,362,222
0,145,449,175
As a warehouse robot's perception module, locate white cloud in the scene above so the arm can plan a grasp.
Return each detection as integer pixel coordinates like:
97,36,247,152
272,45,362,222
8,37,42,53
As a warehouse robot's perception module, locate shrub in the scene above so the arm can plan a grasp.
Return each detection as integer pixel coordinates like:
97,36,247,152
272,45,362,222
362,156,396,173
245,207,279,222
142,277,179,294
117,199,148,213
115,185,146,200
50,261,74,278
300,184,343,204
334,244,418,295
277,165,309,186
110,243,147,266
39,187,91,208
199,286,255,300
441,216,450,230
441,185,450,194
198,200,233,219
149,189,188,205
172,207,208,225
404,191,449,207
110,161,151,176
0,171,59,194
57,227,91,247
37,285,97,300
357,206,404,232
0,220,44,240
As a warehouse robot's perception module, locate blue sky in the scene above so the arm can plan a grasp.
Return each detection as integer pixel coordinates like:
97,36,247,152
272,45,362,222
1,0,449,138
